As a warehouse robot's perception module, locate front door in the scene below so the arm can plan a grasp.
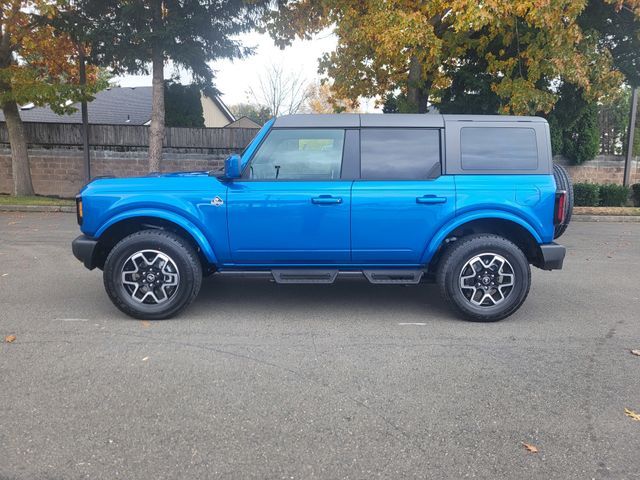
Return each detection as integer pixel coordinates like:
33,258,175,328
226,128,352,264
351,128,456,264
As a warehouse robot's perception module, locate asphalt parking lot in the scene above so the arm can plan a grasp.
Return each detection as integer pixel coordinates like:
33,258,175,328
1,212,639,480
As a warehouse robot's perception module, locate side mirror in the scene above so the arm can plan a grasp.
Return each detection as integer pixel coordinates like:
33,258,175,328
224,154,242,179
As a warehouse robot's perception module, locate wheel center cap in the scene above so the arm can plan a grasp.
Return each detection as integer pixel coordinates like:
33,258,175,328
482,276,491,285
146,273,156,283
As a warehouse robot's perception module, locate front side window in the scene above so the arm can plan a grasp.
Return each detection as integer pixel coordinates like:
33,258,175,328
460,127,538,170
247,129,345,180
360,128,441,180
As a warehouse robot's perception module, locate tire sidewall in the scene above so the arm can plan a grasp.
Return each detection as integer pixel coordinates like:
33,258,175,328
104,233,198,319
445,240,530,321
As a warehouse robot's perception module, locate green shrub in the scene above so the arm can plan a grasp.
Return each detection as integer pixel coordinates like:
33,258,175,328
561,104,600,165
573,183,600,206
631,184,640,207
599,184,630,207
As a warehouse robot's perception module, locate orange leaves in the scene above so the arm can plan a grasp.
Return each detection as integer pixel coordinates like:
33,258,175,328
522,442,539,453
4,334,16,343
267,0,634,114
0,1,105,108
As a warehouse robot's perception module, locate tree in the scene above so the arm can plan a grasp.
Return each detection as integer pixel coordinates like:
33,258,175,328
229,102,271,126
164,81,204,128
304,81,358,113
248,63,309,117
268,0,639,115
0,0,104,195
72,0,269,172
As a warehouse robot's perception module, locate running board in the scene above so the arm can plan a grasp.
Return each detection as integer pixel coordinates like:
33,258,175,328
363,270,423,284
271,269,338,284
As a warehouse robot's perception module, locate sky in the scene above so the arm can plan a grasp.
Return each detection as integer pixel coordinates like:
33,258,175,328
114,30,364,110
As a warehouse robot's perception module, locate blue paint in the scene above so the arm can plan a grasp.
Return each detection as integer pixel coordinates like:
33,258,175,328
78,119,559,270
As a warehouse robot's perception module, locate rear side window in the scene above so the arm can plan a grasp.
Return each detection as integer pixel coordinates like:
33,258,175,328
360,129,441,179
248,128,344,180
460,127,538,170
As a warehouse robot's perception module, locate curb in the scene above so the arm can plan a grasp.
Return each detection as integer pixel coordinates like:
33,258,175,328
572,214,640,223
0,205,75,213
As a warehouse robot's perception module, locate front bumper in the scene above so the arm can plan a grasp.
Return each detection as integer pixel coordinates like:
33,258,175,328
72,235,98,270
538,242,566,270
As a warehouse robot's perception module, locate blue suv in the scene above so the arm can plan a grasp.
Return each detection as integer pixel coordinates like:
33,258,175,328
72,114,571,322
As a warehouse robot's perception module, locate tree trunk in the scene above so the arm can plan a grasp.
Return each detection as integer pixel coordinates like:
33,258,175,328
407,56,431,114
2,100,34,196
148,45,165,172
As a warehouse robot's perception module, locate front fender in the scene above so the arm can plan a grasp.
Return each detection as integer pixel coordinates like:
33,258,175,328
421,210,543,264
95,208,218,264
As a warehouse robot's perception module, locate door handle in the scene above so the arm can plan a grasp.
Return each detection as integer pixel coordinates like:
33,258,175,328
416,195,447,204
311,195,342,205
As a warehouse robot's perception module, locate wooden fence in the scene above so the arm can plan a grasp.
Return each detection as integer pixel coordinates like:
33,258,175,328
0,122,260,150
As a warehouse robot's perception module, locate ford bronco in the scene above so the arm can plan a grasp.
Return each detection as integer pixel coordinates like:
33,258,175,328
72,114,572,322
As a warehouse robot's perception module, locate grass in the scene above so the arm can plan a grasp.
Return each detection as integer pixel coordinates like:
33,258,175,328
574,206,640,216
0,195,74,206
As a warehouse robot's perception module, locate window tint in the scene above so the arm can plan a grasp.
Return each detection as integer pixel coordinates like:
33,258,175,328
460,127,538,170
248,129,344,180
360,129,441,179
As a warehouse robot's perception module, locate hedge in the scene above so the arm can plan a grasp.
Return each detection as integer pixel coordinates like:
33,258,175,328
633,184,640,207
599,184,630,207
573,183,600,206
573,183,631,207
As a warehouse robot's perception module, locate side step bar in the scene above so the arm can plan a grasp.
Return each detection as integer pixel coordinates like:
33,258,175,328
272,269,338,284
269,269,423,285
363,270,423,284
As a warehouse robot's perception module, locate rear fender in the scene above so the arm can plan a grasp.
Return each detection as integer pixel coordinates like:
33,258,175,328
421,210,542,264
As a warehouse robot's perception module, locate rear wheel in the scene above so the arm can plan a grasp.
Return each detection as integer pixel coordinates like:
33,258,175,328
436,234,531,322
553,163,573,239
103,229,202,319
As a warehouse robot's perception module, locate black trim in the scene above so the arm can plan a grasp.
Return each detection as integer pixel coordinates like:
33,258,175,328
72,235,98,270
538,243,566,270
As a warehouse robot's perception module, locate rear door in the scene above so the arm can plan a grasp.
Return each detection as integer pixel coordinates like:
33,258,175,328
351,128,456,264
226,128,356,264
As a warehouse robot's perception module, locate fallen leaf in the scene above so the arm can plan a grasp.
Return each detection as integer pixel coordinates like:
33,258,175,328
141,356,149,362
1,273,8,277
140,320,151,328
631,349,640,357
4,334,16,343
522,442,539,453
624,408,640,421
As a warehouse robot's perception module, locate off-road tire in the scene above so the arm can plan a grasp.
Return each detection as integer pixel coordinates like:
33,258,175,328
553,163,573,239
103,229,202,320
436,234,531,322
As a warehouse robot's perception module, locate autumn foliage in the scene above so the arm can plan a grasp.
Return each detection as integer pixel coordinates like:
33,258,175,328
269,0,640,114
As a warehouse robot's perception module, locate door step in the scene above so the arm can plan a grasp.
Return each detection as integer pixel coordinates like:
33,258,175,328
363,270,423,284
271,269,338,284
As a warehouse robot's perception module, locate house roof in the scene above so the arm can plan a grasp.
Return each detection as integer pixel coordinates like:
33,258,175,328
0,86,235,126
225,116,261,129
0,87,153,125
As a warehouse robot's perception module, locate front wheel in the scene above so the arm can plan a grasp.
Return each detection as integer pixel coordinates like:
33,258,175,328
103,229,202,320
436,234,531,322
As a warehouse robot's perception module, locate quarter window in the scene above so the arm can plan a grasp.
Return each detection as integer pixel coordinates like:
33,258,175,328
460,127,538,170
360,129,441,179
248,129,345,180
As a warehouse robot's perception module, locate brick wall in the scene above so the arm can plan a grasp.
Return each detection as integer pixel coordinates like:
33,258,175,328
1,148,639,199
555,155,640,185
0,147,229,198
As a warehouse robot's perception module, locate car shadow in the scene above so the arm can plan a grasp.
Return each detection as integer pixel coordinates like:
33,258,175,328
190,275,456,322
